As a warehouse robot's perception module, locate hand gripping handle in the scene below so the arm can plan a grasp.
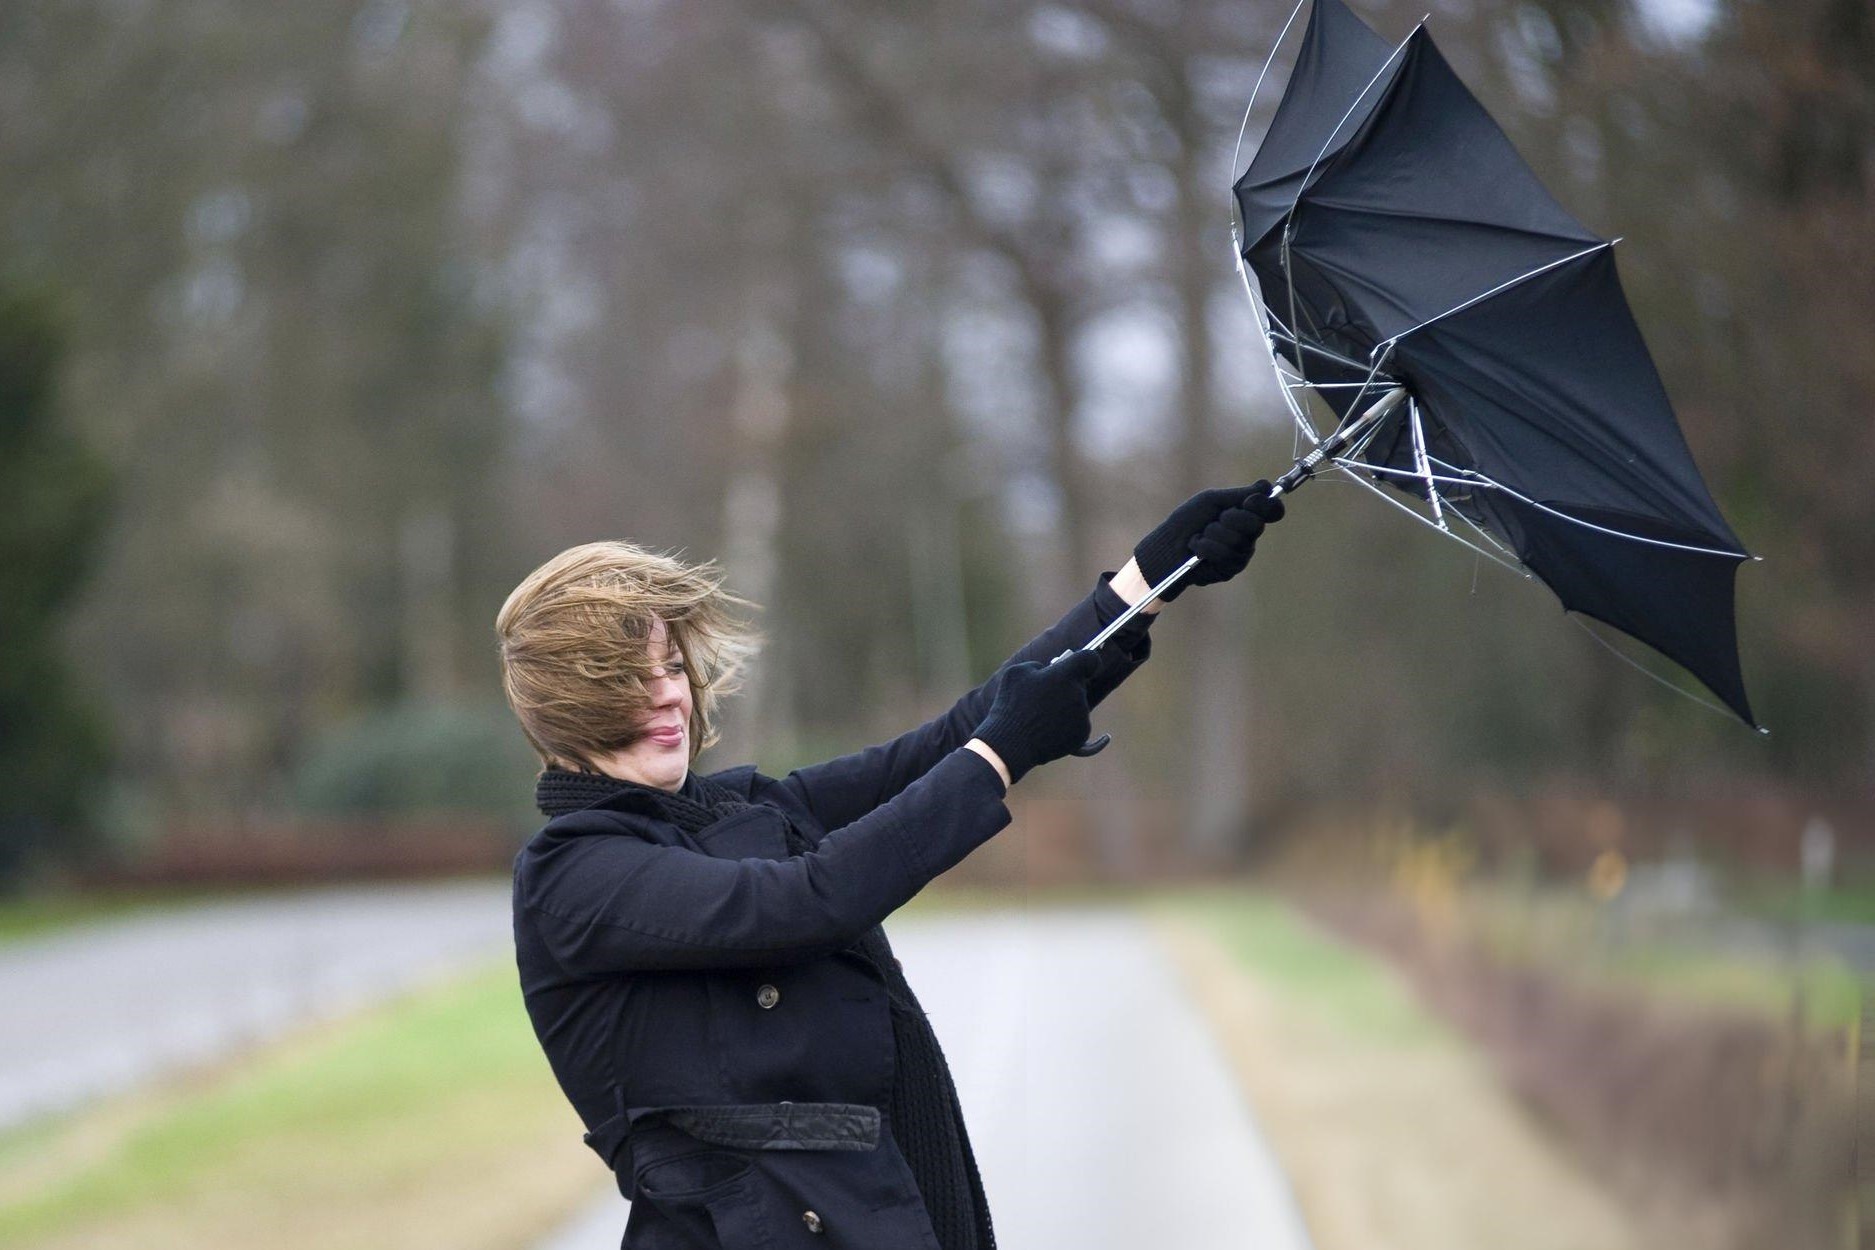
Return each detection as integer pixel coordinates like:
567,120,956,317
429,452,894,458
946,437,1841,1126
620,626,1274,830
1049,649,1111,757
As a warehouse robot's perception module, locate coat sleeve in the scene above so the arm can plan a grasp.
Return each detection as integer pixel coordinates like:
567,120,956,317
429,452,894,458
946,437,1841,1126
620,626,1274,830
516,748,1010,975
772,570,1155,834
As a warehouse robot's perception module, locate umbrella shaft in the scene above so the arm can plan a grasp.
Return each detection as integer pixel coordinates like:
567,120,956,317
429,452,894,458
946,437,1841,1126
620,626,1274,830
1272,385,1407,499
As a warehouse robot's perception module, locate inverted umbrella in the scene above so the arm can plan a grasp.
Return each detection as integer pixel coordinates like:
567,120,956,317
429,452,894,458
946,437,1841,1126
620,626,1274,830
1067,0,1757,733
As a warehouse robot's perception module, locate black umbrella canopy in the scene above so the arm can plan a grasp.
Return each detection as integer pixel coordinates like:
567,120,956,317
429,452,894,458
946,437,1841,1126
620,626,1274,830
1232,0,1758,728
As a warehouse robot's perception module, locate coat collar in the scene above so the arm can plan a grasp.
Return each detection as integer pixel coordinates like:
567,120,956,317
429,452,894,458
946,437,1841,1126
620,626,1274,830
532,763,794,862
534,763,764,819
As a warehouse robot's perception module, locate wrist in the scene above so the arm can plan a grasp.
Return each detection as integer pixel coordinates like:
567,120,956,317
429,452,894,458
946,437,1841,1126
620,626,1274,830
1110,558,1164,613
964,738,1012,789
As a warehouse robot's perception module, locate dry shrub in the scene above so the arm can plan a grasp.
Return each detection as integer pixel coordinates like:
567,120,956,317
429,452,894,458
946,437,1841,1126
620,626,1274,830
1297,885,1856,1250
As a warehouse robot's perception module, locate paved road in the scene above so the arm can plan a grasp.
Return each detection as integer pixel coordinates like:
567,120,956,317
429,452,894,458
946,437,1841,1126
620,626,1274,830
0,878,512,1131
538,908,1313,1250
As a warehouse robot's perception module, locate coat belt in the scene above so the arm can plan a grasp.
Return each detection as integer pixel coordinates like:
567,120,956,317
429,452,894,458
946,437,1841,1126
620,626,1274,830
582,1089,881,1198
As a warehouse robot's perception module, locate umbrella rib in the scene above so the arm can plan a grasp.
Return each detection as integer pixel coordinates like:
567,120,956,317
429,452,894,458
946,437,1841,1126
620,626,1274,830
1339,414,1400,482
1371,240,1614,357
1408,397,1447,527
1328,463,1757,728
1286,18,1426,230
1334,459,1491,492
1323,458,1533,577
1296,195,1602,248
1265,318,1392,377
1260,286,1320,442
1566,613,1767,733
1449,501,1519,560
1232,0,1311,186
1284,344,1399,461
1272,361,1325,444
1344,408,1393,461
1230,0,1313,455
1263,304,1411,452
1238,257,1323,444
1283,232,1310,394
1279,17,1422,395
1334,343,1398,441
1420,455,1750,560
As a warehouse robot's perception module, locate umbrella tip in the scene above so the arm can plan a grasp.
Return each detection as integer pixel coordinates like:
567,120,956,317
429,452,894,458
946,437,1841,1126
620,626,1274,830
1755,724,1771,737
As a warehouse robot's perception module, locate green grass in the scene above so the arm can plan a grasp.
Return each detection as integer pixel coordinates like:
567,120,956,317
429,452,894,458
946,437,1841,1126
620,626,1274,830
1583,933,1861,1029
1730,875,1875,928
1138,877,1864,1038
0,960,571,1247
1141,883,1458,1049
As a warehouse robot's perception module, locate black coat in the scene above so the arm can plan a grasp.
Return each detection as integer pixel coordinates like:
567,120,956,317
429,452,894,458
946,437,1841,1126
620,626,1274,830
511,574,1152,1249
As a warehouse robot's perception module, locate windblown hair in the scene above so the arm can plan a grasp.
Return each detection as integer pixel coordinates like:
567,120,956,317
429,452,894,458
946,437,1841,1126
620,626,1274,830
495,541,762,773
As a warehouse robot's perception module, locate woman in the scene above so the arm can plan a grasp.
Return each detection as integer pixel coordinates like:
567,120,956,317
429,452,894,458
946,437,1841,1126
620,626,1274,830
498,482,1283,1249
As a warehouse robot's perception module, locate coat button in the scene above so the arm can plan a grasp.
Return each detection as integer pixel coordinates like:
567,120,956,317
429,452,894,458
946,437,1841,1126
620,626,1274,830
802,1209,824,1234
756,983,780,1009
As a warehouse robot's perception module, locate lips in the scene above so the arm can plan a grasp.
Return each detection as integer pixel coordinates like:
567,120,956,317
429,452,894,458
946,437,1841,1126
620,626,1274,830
646,725,685,746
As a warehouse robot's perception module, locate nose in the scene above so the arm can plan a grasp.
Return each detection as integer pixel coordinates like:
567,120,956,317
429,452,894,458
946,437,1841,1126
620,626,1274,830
648,670,686,707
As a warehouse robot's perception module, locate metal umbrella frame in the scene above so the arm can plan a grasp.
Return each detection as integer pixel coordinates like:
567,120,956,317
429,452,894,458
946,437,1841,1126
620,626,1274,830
1062,0,1761,738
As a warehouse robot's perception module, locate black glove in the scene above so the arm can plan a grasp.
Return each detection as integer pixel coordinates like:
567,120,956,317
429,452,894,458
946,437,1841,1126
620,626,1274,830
972,650,1105,784
1132,480,1286,602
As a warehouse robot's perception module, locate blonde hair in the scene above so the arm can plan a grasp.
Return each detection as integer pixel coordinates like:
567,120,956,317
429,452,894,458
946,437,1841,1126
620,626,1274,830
495,541,762,773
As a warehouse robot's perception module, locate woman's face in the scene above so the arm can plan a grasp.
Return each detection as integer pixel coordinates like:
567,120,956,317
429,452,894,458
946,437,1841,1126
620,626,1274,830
593,616,693,792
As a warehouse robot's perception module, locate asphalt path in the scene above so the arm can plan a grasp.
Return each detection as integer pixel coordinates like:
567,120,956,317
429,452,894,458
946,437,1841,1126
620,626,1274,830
0,878,512,1132
538,907,1313,1250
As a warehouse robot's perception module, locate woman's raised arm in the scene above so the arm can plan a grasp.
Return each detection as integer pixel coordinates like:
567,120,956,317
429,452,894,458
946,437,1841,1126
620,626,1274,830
770,562,1159,834
516,654,1104,975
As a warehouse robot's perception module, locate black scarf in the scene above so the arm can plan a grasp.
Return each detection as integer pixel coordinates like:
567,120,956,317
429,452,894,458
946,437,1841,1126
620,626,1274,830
535,767,803,842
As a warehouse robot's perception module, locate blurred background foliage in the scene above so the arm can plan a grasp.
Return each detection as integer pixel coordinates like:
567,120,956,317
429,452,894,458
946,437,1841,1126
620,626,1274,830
0,0,1868,887
0,281,114,882
285,699,541,826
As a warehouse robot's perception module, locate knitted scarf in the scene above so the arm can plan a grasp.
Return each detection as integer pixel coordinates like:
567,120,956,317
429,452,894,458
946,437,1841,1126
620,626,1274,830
535,766,996,1250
